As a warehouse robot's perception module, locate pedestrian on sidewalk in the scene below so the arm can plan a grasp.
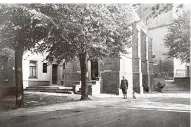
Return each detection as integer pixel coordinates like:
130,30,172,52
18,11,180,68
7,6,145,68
120,76,128,99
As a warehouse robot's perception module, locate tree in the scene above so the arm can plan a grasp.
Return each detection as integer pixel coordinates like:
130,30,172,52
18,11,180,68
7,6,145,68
158,58,163,73
161,59,174,73
33,4,137,100
155,58,174,79
0,4,55,108
164,11,190,63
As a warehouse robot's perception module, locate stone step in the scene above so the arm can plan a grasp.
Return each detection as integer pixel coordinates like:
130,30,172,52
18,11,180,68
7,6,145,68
26,87,59,90
75,91,81,95
25,86,74,94
25,89,73,94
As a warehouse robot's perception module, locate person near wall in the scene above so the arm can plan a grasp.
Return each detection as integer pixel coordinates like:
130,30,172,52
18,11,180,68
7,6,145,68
154,81,166,92
120,76,128,99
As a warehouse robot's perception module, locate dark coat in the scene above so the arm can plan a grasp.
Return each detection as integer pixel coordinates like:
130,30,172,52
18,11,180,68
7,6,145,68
120,79,128,89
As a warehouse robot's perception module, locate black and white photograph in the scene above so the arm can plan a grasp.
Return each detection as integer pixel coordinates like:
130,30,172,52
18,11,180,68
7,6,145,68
0,1,190,127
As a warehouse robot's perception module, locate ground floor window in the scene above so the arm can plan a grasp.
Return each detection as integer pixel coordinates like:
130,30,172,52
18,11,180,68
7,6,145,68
29,61,37,78
43,63,47,73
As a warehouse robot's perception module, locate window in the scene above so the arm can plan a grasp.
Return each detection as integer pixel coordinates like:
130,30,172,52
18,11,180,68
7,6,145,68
43,63,47,73
63,63,65,70
29,61,37,78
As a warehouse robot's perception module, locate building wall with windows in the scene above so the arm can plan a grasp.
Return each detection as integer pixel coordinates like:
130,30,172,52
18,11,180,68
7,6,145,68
22,51,52,88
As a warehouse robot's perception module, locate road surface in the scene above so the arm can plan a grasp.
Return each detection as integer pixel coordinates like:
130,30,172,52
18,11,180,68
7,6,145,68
0,94,190,127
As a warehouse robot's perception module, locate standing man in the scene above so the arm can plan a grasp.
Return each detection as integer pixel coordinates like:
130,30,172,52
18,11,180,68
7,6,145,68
120,76,128,99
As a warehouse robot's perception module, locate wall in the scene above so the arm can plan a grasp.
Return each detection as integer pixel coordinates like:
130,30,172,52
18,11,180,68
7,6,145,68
139,4,175,84
132,26,141,93
101,71,120,94
0,56,15,88
100,57,120,72
0,49,15,97
174,77,190,89
140,30,149,91
100,57,120,94
22,51,52,88
0,48,15,88
0,87,16,97
131,13,153,93
62,58,81,87
139,4,173,65
120,48,133,96
148,27,170,61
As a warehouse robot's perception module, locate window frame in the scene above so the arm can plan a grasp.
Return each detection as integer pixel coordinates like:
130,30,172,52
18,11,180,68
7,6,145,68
29,60,38,79
43,63,48,73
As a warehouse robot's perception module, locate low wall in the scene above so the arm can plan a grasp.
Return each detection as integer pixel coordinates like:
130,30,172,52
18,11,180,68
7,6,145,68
28,81,50,87
174,77,190,89
91,80,101,96
0,87,16,98
64,72,81,87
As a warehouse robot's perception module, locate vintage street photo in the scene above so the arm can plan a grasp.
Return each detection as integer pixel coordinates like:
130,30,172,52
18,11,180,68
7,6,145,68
0,3,190,127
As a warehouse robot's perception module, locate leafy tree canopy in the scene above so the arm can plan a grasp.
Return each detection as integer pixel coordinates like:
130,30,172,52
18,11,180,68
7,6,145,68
0,4,55,52
164,11,190,63
31,4,138,63
0,4,56,107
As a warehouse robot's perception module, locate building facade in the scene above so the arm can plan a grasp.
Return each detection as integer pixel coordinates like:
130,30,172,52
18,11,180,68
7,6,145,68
20,13,153,96
137,4,174,81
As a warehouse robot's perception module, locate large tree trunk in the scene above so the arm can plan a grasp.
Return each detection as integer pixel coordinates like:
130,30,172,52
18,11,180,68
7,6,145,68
15,42,24,108
79,52,89,100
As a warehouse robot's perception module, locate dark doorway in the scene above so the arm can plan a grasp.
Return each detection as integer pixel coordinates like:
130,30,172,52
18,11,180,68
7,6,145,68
52,64,58,84
91,61,98,80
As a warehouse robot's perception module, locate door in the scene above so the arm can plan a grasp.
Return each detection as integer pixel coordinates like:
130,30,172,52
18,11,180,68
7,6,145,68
52,64,58,84
91,61,98,80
